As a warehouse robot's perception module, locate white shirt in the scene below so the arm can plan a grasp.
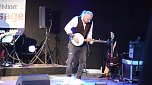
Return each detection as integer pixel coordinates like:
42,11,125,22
64,16,93,39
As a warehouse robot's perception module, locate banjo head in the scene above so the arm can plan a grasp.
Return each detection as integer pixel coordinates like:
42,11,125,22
71,33,84,46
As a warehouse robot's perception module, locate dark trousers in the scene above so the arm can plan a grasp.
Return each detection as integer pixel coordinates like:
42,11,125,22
66,42,87,79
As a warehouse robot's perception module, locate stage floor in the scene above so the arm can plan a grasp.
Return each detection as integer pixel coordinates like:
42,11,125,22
0,64,138,85
0,64,66,76
0,71,138,85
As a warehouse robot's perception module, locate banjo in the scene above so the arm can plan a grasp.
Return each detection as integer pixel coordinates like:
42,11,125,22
70,33,107,46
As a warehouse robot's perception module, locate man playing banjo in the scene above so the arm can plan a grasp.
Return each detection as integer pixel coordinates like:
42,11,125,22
64,10,94,84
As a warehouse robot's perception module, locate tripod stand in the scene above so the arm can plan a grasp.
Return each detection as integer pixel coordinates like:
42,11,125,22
52,34,64,64
29,28,53,64
9,35,24,65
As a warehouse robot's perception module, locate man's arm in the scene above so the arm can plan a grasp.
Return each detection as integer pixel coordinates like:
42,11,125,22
87,22,94,44
87,21,93,39
64,16,78,37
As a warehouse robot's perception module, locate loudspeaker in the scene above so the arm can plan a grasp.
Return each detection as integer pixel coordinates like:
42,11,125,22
16,74,50,85
49,11,60,34
39,6,60,34
39,6,51,29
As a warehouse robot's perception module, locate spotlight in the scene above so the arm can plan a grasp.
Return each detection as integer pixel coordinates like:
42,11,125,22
28,45,36,52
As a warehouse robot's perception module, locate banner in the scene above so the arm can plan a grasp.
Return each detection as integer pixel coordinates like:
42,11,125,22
0,0,26,28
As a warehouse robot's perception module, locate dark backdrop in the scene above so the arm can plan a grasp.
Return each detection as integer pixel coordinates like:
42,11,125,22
22,0,151,69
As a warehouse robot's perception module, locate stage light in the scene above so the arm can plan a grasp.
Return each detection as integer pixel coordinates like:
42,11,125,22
28,45,36,52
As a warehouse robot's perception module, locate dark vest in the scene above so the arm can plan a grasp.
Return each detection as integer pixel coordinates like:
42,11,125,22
71,17,92,38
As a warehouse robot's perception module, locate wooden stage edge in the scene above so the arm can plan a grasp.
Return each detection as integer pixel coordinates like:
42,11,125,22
0,64,67,76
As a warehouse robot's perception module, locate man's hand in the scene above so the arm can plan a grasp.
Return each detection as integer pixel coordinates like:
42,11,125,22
88,38,94,44
73,36,79,43
68,33,75,38
68,33,79,43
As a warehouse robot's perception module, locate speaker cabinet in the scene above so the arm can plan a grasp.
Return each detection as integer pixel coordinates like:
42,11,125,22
39,6,51,29
39,6,60,34
16,74,50,85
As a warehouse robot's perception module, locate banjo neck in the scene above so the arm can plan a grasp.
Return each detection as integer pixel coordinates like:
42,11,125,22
84,39,107,43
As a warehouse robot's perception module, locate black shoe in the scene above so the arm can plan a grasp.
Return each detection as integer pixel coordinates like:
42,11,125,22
98,74,105,78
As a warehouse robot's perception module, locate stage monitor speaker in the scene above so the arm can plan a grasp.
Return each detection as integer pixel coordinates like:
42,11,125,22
39,6,51,29
16,74,50,85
